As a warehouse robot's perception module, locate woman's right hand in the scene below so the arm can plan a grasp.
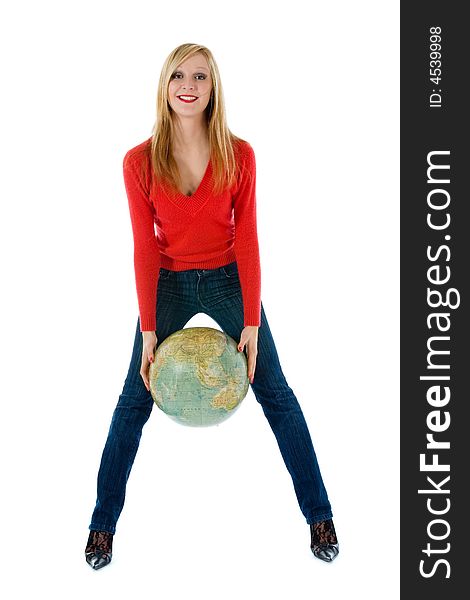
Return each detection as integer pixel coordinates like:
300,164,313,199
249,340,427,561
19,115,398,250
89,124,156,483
141,331,158,392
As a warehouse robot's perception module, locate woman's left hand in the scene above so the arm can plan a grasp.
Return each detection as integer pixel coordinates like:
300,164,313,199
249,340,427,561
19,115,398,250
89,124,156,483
238,326,259,384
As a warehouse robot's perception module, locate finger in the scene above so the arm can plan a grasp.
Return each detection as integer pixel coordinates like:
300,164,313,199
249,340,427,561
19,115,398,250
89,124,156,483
141,373,149,392
146,344,154,363
247,353,257,383
250,358,257,382
141,358,150,391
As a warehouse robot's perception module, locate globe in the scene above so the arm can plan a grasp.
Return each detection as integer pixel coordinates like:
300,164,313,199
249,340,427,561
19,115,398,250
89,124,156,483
149,327,250,427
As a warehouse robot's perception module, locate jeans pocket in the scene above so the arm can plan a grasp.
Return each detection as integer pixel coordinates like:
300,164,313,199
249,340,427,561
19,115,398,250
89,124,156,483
159,268,172,280
221,261,238,279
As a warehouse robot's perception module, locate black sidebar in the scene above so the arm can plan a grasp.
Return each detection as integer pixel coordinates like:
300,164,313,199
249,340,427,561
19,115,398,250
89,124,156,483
401,2,468,598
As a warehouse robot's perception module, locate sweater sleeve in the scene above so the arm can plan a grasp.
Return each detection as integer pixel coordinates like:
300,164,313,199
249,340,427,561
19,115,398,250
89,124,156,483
232,143,262,327
123,152,161,332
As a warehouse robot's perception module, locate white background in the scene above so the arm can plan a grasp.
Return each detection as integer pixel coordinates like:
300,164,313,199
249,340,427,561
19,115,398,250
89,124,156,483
0,1,399,598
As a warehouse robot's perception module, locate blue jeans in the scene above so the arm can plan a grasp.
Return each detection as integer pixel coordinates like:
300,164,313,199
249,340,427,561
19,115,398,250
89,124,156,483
89,261,333,534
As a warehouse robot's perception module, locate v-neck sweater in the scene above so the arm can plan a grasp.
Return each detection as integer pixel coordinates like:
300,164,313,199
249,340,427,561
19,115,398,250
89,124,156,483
123,137,261,332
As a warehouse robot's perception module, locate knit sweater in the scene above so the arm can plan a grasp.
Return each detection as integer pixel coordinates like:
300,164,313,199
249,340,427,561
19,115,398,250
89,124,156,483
123,137,261,332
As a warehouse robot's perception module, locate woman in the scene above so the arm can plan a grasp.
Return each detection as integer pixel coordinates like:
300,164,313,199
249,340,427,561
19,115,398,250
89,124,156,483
85,43,339,570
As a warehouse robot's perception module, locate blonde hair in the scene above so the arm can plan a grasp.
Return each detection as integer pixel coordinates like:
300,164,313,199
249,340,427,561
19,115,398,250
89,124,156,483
127,43,247,197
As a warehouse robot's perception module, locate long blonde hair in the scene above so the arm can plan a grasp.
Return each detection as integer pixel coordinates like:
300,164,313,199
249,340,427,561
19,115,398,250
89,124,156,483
127,43,247,197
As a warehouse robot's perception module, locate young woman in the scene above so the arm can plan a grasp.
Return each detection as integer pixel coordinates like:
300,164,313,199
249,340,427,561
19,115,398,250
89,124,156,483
85,43,339,570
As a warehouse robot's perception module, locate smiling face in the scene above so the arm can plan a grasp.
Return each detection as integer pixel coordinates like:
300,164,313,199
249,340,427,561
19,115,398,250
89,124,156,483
168,53,213,118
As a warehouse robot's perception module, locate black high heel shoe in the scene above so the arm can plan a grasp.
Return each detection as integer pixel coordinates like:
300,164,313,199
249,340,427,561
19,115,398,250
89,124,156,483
310,518,339,562
85,530,113,570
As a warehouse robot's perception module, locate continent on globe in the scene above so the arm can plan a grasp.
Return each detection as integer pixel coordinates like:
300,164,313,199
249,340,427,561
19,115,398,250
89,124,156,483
149,327,250,427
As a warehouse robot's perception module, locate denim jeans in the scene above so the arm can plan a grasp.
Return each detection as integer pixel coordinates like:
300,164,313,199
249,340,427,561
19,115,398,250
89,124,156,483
89,261,333,534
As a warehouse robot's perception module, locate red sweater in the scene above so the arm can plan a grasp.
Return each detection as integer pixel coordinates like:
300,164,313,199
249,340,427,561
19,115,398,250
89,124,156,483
123,137,261,332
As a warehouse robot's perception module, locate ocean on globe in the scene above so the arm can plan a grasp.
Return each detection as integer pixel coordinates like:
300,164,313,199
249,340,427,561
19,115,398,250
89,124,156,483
149,327,250,427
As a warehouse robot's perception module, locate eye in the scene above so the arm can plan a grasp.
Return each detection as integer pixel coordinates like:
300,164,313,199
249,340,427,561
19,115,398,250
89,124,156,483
171,72,207,80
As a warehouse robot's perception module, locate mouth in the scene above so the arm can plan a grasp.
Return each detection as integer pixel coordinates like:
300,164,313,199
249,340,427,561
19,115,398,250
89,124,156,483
177,95,198,103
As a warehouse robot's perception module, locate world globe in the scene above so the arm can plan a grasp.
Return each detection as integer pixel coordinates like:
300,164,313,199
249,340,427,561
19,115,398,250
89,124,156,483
149,327,250,427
